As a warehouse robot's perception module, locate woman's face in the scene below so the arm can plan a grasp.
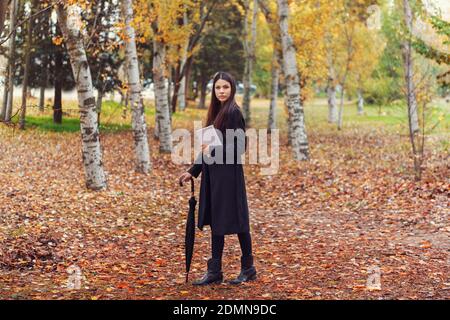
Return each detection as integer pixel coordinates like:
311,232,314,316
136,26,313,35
214,79,232,103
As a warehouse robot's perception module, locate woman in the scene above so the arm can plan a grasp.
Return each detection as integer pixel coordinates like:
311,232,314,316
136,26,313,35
178,71,256,285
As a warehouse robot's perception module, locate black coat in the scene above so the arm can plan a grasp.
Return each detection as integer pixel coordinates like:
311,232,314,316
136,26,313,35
188,106,250,236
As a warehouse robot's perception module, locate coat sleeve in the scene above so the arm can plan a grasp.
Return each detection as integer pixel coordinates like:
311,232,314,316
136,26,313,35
187,151,203,178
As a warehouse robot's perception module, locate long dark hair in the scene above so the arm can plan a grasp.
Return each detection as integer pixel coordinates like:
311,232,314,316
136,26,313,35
206,71,239,133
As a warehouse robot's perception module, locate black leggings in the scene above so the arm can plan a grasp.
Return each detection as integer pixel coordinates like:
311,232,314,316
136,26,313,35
211,232,252,260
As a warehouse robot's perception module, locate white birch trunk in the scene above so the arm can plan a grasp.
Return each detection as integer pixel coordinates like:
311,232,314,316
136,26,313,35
268,51,279,132
402,0,419,133
357,89,364,115
277,0,309,160
19,0,35,130
57,3,107,190
178,12,188,111
337,85,345,130
4,0,18,122
121,0,151,173
153,39,173,153
326,47,338,123
1,65,8,119
327,84,337,123
0,0,7,36
242,0,257,126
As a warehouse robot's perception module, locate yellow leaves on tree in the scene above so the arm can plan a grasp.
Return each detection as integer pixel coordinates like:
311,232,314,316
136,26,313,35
131,0,198,68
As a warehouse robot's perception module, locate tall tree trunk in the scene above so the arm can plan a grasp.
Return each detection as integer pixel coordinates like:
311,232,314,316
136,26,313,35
0,0,7,36
185,57,194,101
53,49,63,124
326,46,337,123
19,0,36,130
39,85,46,112
357,89,364,115
171,61,181,113
268,50,279,133
327,83,337,123
57,3,107,190
197,74,208,109
167,66,172,114
178,71,187,110
177,12,189,111
122,0,151,173
242,0,257,126
337,23,354,131
96,84,103,127
1,61,9,120
277,0,309,160
337,84,345,130
401,0,419,134
5,0,18,122
39,54,49,112
153,38,173,153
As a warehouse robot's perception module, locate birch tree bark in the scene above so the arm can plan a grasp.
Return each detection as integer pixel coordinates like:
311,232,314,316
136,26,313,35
1,49,9,120
242,0,257,126
19,0,37,130
258,0,285,134
57,3,107,190
177,12,188,112
121,0,151,173
0,0,7,36
153,38,173,153
357,88,364,115
401,0,419,134
4,0,18,122
268,50,279,133
337,23,354,131
277,0,309,160
325,40,337,123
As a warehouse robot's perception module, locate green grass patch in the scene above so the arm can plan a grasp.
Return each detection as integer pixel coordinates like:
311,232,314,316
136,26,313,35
15,115,132,133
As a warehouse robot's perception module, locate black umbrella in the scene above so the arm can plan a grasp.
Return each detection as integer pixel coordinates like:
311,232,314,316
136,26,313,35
179,176,196,283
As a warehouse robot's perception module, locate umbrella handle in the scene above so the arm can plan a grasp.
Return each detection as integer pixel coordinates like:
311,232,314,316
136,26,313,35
179,176,195,197
190,177,194,196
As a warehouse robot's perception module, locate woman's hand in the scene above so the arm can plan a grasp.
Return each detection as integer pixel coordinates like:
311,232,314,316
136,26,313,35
179,172,193,185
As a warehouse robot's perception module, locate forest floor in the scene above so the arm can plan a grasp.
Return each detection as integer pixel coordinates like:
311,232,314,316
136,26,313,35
0,97,449,299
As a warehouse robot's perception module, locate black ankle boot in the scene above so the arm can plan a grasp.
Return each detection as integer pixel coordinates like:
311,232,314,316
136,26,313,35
229,255,257,284
192,258,223,285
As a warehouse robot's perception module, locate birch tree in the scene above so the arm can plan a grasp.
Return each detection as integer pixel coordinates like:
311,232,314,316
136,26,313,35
3,0,18,122
169,0,218,113
19,0,37,130
401,0,420,134
0,0,7,36
268,50,279,132
121,0,151,173
357,87,364,115
257,0,283,133
337,22,354,131
57,3,107,190
325,33,338,123
277,0,309,160
152,36,173,153
176,12,188,111
242,0,258,126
